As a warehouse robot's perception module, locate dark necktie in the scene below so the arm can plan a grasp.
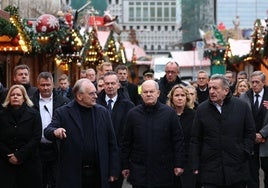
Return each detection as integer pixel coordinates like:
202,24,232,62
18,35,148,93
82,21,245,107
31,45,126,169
254,94,259,114
107,99,113,112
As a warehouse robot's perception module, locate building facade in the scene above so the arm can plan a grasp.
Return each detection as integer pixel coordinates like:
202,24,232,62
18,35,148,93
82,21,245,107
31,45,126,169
107,0,182,54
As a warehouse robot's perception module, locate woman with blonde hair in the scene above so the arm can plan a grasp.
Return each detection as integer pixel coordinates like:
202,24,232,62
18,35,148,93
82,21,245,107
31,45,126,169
167,84,196,188
0,84,42,188
233,79,251,97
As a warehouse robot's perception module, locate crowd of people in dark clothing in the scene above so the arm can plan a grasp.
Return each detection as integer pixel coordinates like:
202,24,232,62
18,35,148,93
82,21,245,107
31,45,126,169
0,62,267,188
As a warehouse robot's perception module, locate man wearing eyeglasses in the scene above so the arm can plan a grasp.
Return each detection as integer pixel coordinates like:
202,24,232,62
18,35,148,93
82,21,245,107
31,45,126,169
240,71,268,188
44,79,120,188
196,70,210,104
158,61,188,104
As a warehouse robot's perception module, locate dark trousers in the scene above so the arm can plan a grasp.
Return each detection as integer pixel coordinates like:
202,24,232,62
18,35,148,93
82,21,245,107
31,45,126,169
261,157,268,188
82,165,101,188
39,143,58,188
247,154,260,188
109,174,124,188
203,181,246,188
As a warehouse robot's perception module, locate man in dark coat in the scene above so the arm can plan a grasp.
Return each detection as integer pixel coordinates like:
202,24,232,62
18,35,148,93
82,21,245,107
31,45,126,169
97,71,135,188
31,72,70,188
121,80,185,188
191,74,256,188
44,79,120,188
115,64,139,105
240,71,268,188
196,70,209,104
158,61,187,104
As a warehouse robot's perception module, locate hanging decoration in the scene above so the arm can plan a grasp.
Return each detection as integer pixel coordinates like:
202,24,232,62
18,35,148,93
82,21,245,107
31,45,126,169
3,5,32,53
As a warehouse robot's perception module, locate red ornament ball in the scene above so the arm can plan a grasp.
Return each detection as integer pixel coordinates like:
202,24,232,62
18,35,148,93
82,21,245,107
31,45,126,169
35,14,59,33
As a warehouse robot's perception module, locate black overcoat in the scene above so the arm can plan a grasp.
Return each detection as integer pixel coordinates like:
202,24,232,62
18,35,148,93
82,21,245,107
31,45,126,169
0,103,42,188
121,101,184,187
191,94,256,186
44,100,120,188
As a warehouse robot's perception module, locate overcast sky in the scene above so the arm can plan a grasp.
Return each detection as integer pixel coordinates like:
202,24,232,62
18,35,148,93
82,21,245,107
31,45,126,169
217,0,268,29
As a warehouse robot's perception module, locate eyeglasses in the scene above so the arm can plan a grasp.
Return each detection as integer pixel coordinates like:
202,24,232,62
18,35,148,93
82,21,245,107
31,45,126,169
165,71,177,75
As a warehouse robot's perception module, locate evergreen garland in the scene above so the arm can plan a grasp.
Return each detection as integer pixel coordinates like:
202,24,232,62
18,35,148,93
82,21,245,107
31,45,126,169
0,17,18,37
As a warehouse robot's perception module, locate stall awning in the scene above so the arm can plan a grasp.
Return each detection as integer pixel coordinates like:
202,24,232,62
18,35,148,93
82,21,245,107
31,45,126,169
170,51,211,67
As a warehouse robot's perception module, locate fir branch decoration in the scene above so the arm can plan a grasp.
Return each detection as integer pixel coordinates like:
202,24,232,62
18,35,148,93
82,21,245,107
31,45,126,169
0,17,18,37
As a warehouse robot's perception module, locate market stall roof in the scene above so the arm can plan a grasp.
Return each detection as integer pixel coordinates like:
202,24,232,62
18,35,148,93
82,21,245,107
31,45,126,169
169,50,211,67
228,38,251,56
97,31,147,61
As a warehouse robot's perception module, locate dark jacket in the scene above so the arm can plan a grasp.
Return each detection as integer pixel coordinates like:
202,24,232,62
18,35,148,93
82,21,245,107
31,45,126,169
121,101,184,187
179,108,195,167
57,87,74,100
97,89,135,148
0,103,42,188
44,101,120,188
196,87,209,104
31,89,70,113
240,87,268,132
0,83,8,104
191,93,256,186
23,84,38,98
120,81,139,105
259,110,268,157
158,75,188,104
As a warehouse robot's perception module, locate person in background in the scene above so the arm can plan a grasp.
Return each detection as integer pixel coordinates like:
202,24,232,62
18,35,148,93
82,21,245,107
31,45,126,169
86,68,97,84
80,70,87,79
97,62,113,78
196,70,210,104
31,72,70,188
240,71,268,188
97,71,135,188
237,70,248,81
186,85,199,109
225,70,236,93
0,84,42,188
191,74,255,188
0,81,8,104
115,64,139,105
57,74,74,100
96,76,105,94
121,80,184,188
167,84,196,188
138,69,154,95
13,64,37,98
158,61,188,104
233,79,250,97
44,78,120,188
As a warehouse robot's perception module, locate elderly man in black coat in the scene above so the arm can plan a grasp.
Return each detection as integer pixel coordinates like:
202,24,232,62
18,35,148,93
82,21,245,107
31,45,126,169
121,80,185,188
191,74,256,188
44,79,120,188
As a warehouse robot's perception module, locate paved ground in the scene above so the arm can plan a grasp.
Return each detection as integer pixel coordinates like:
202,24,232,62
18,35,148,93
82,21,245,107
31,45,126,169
122,170,265,188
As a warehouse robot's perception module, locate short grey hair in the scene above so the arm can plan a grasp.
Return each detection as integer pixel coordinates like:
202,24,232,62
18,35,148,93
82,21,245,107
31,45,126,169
251,71,266,82
72,78,92,95
210,74,230,89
